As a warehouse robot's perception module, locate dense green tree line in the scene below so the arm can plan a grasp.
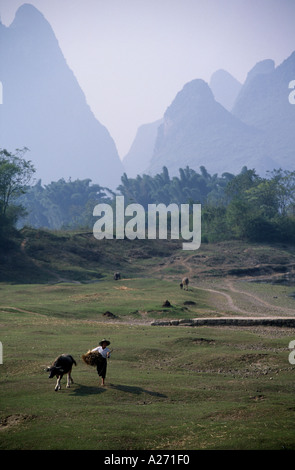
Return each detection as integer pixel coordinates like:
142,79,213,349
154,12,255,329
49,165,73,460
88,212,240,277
119,166,295,243
202,167,295,243
18,177,113,229
1,148,295,245
0,148,35,247
118,166,234,207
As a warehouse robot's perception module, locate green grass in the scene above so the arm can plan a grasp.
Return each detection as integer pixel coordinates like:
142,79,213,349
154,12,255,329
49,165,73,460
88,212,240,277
0,228,182,283
1,286,295,450
0,278,214,320
1,232,295,449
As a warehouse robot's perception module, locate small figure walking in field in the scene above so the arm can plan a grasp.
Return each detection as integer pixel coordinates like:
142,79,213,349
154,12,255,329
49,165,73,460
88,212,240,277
91,339,111,386
180,277,189,290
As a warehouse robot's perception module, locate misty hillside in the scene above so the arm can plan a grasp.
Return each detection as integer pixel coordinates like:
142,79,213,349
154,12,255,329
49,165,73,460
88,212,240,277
125,52,295,178
209,69,242,111
146,79,272,177
1,4,294,187
0,4,124,188
232,53,295,170
122,119,163,177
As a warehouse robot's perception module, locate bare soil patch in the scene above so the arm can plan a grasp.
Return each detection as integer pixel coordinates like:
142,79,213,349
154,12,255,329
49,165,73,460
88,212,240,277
0,414,36,431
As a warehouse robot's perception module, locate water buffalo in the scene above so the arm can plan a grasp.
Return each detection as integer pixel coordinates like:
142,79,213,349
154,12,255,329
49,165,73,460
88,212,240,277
180,277,189,290
47,354,76,391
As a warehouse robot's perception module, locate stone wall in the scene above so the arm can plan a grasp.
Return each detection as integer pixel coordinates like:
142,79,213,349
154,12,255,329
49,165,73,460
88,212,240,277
151,317,295,327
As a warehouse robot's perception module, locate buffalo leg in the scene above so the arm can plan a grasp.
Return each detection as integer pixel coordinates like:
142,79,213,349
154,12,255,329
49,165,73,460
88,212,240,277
55,375,62,391
67,370,74,388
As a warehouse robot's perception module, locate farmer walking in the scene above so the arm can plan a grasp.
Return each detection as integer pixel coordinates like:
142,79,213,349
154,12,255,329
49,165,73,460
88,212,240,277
91,339,111,386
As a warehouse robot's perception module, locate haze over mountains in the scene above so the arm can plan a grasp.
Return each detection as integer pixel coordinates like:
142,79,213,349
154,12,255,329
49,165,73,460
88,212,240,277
232,53,295,172
1,4,294,189
0,4,124,188
122,119,163,178
145,78,270,177
124,52,295,178
209,69,242,112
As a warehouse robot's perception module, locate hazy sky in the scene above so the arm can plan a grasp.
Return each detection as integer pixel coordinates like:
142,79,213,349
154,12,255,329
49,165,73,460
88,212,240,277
1,0,295,158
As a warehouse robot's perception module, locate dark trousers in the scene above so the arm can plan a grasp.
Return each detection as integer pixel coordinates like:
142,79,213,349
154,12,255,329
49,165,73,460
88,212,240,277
96,358,107,379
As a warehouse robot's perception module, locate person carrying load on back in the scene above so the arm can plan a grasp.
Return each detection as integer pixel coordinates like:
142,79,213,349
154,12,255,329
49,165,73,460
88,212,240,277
91,339,111,386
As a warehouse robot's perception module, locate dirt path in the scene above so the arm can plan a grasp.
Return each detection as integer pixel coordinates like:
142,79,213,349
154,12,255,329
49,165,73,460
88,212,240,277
225,279,295,315
166,254,250,314
1,250,294,325
194,284,250,314
164,253,295,317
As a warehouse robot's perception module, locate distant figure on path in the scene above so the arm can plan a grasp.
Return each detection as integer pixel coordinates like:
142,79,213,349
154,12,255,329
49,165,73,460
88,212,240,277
180,277,189,290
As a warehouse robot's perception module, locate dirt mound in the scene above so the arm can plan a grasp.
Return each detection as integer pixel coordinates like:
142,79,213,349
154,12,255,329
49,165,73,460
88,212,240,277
0,414,36,431
103,311,117,319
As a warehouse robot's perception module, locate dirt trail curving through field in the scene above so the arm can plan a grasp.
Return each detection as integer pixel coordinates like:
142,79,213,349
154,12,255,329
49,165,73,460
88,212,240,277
224,279,295,315
167,253,295,317
1,249,294,325
195,283,249,314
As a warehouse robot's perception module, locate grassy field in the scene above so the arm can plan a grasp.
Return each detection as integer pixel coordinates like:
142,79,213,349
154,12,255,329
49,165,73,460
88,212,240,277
0,278,215,321
1,231,295,450
1,277,295,450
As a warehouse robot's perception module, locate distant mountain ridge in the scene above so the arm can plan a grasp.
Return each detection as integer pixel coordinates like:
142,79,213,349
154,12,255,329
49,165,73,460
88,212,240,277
232,52,295,171
124,52,295,178
209,69,242,111
146,79,271,177
122,119,163,177
0,4,124,188
2,4,294,185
